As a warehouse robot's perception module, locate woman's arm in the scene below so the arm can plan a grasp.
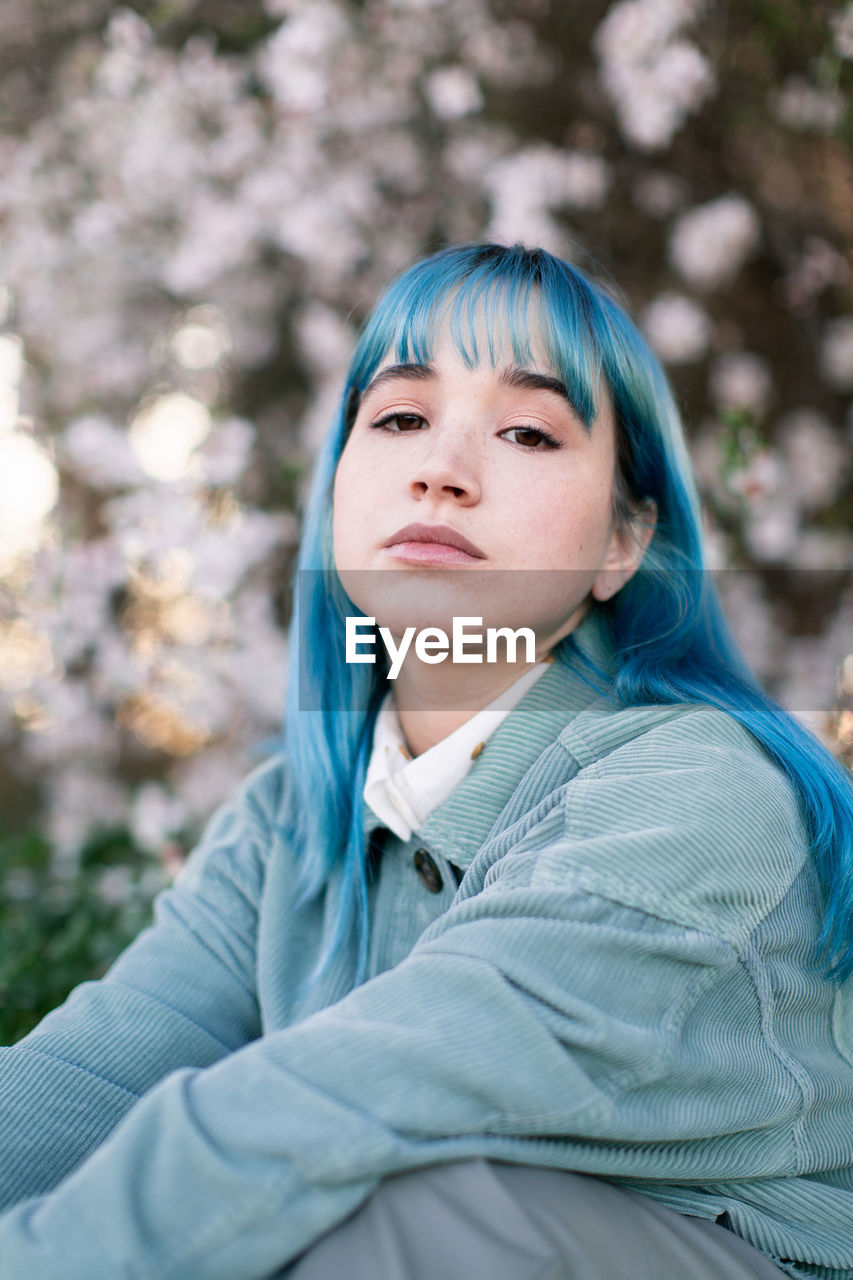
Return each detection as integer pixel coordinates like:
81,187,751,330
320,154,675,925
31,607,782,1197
0,717,813,1279
0,755,283,1210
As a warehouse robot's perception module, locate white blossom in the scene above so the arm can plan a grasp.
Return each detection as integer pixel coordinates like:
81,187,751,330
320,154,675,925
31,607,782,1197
669,195,760,290
715,571,780,680
45,768,129,863
194,418,257,488
708,352,772,416
296,303,356,373
783,237,849,311
832,1,853,57
776,408,847,509
593,0,715,151
485,144,612,247
820,316,853,390
744,505,800,564
641,292,712,363
62,415,143,489
632,170,687,217
424,66,483,120
772,77,845,133
130,781,190,853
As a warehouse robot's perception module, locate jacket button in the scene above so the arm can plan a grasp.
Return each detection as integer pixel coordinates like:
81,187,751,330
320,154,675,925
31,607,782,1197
413,848,443,893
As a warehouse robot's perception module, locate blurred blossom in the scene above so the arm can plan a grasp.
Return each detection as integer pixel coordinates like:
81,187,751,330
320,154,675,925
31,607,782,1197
727,447,786,505
700,512,730,571
792,529,853,570
0,334,23,431
641,292,711,363
163,197,261,294
632,170,688,217
442,130,510,185
385,0,450,9
715,572,779,682
129,393,211,482
776,408,847,509
62,415,143,489
0,431,59,559
173,748,247,824
460,19,550,87
130,781,190,854
669,195,760,290
772,78,845,133
170,308,232,369
708,352,772,416
51,539,127,667
820,316,853,390
46,769,129,863
190,509,293,597
832,2,853,57
213,588,286,726
744,505,801,564
257,4,346,110
296,304,355,373
195,418,256,487
783,237,849,312
0,620,53,692
424,66,484,120
96,866,136,907
486,145,612,246
118,689,214,757
781,596,853,719
22,681,119,766
594,0,715,151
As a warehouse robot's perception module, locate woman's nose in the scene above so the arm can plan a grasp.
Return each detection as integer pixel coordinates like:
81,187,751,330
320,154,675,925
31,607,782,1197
407,432,481,505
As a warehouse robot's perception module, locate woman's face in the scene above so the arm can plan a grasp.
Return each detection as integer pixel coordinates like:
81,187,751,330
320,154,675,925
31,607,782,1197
333,322,647,650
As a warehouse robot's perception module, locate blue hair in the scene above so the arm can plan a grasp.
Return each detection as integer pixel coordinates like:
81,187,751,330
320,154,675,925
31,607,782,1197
283,241,853,986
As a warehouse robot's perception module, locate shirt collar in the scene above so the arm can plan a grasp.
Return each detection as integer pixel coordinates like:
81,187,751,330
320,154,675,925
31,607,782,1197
363,662,550,841
361,607,618,864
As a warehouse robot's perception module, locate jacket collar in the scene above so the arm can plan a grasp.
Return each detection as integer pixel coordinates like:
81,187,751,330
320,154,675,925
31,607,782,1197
362,608,617,867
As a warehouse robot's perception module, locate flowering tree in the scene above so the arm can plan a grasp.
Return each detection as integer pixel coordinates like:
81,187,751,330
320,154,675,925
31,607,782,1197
0,0,850,1037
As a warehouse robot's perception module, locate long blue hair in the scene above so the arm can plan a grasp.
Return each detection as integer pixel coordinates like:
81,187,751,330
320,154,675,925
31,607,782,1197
283,241,853,985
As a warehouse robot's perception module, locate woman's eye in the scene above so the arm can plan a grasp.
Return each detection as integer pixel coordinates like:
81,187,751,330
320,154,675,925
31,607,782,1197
369,412,426,432
501,426,560,450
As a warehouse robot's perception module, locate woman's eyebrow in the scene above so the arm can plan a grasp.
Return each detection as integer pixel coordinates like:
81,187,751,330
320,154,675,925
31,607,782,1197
359,363,435,401
499,365,572,404
360,362,573,405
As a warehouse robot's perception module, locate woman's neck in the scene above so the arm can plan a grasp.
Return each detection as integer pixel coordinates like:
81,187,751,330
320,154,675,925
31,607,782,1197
391,658,540,757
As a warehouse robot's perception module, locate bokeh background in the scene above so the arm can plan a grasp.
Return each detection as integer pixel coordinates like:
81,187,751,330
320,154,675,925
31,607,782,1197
1,0,851,1041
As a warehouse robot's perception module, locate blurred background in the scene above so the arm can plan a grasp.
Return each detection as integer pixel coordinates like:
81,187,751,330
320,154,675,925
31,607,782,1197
0,0,851,1041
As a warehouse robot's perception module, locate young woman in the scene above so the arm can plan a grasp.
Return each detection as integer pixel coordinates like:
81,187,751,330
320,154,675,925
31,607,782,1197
1,242,852,1280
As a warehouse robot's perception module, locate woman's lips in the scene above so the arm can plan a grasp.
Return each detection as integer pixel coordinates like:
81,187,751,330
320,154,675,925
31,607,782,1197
382,523,486,565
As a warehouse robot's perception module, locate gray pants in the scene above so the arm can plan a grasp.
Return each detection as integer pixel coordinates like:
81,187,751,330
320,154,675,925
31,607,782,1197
284,1160,786,1280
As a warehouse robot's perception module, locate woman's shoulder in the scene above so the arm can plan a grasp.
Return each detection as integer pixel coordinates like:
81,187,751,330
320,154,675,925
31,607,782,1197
560,695,773,771
528,698,812,943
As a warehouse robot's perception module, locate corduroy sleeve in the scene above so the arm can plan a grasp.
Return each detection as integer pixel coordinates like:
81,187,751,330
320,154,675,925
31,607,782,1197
0,756,282,1210
0,718,814,1280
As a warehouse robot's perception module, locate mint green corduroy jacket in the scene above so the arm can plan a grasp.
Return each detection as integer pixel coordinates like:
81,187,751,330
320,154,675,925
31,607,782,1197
1,611,853,1280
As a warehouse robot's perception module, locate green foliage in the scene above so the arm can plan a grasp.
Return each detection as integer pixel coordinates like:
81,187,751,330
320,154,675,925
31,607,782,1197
0,824,166,1047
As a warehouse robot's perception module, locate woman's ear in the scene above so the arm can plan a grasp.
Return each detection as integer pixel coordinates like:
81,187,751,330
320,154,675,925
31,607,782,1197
591,499,658,603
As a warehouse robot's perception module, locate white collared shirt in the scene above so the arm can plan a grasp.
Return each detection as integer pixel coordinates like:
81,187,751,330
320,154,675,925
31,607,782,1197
363,663,550,841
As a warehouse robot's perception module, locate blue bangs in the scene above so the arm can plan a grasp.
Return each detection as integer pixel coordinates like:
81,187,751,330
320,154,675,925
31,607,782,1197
345,244,605,433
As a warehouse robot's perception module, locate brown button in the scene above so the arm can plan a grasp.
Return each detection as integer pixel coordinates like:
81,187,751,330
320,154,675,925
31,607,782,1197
413,848,443,893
